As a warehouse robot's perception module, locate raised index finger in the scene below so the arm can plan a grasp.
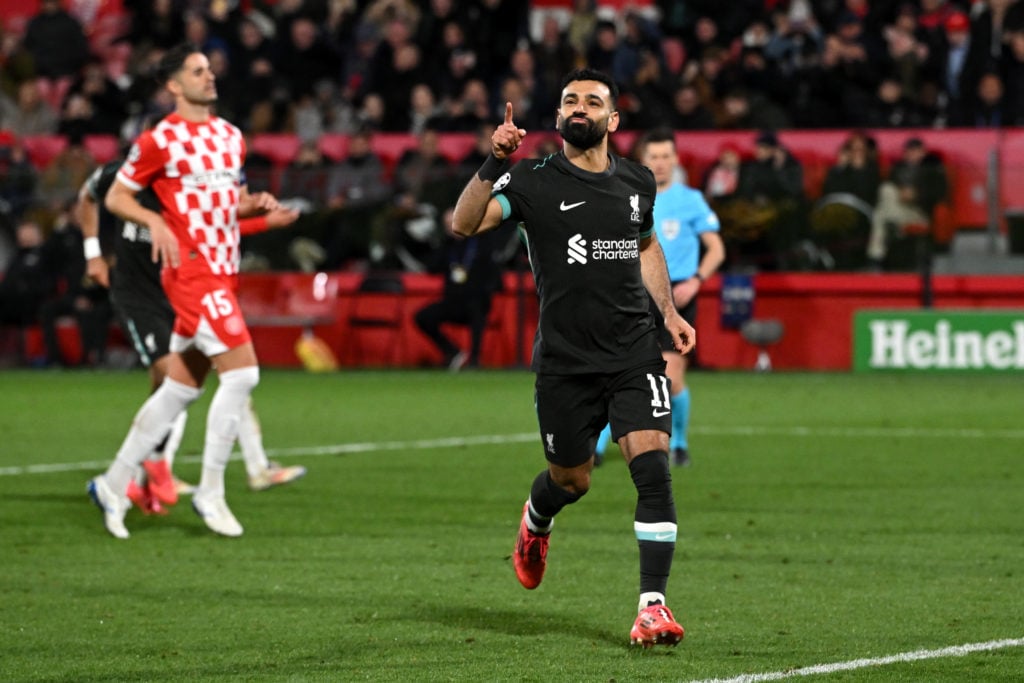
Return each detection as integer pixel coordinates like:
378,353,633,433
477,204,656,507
504,101,514,125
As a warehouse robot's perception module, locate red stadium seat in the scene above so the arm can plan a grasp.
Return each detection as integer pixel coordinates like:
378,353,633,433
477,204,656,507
23,134,68,167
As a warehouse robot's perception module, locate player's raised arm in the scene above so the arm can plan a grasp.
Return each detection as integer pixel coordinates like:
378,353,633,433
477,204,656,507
452,102,526,237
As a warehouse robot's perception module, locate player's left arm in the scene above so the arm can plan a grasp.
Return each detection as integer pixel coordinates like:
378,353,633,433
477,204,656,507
236,185,300,234
640,234,695,354
237,185,283,218
671,228,726,309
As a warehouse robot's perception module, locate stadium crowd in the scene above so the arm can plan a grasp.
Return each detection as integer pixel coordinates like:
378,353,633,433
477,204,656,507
0,0,1013,365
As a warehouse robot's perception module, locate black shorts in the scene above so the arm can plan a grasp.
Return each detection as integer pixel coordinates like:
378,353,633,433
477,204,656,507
111,289,175,367
534,361,671,468
649,289,697,354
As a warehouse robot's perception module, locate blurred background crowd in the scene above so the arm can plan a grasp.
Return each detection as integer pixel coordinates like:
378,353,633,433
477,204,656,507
0,0,1019,366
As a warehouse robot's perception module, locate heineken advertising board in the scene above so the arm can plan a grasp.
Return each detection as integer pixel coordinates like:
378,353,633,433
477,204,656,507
853,310,1024,371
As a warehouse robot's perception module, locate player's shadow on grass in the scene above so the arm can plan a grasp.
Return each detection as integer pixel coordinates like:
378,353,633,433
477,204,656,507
422,603,623,646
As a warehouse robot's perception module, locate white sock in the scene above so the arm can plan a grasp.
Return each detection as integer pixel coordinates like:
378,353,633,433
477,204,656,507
238,399,270,478
106,379,202,494
639,592,666,612
198,366,259,499
160,411,188,470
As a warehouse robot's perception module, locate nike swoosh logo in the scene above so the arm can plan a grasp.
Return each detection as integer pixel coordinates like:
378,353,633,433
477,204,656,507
560,200,586,211
654,532,675,541
653,409,671,417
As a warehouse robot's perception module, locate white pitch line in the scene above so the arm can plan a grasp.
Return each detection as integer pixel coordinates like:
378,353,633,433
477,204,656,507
687,637,1024,683
3,423,1023,478
0,433,539,477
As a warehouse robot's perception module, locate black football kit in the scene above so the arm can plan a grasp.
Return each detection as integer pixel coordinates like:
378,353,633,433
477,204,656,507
85,161,174,365
493,150,671,466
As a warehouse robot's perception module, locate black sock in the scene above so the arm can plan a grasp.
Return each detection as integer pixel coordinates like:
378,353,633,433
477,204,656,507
527,470,584,531
629,450,677,596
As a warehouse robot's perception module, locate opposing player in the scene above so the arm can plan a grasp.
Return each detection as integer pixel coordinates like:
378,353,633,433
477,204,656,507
87,43,296,538
452,69,695,647
77,159,306,515
594,129,725,467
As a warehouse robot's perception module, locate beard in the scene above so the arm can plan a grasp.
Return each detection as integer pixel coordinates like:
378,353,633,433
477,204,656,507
558,114,607,150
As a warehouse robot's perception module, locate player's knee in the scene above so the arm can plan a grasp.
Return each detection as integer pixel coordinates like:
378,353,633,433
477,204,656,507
628,450,674,507
220,365,260,394
546,469,589,502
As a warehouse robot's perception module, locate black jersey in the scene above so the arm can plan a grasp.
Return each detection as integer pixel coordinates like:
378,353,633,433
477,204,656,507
493,150,662,374
84,161,165,303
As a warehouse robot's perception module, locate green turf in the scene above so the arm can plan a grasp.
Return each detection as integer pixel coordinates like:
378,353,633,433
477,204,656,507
0,369,1021,682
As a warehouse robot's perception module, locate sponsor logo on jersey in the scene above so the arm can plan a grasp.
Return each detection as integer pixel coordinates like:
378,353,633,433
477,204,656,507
560,200,586,211
493,171,511,192
566,234,639,264
567,234,587,264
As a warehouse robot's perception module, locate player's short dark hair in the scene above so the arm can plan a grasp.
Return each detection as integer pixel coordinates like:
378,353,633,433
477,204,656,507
156,43,202,84
560,68,619,106
639,127,676,150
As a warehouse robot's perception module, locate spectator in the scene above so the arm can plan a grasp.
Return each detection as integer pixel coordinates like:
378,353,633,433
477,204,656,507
37,132,96,211
566,0,599,59
814,131,881,268
321,129,392,269
22,0,90,80
932,10,974,124
718,88,791,131
668,83,716,130
821,131,881,208
508,46,548,128
436,78,491,132
820,13,879,123
0,28,36,98
408,83,442,136
612,11,662,90
955,70,1008,127
0,80,59,137
1001,27,1024,125
861,77,925,127
731,131,807,270
0,219,53,327
61,60,128,137
414,207,504,370
38,207,112,367
702,142,743,204
464,0,528,82
374,126,457,267
586,20,619,74
620,48,675,130
533,14,577,105
125,0,185,52
279,140,329,206
429,21,477,103
373,37,424,131
274,16,343,102
866,137,949,271
0,132,37,221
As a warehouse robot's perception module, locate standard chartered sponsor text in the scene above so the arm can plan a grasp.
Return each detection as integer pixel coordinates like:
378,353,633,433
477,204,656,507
591,238,638,260
870,319,1024,369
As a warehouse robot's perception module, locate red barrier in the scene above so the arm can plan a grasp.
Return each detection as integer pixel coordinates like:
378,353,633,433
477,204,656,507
236,272,1022,372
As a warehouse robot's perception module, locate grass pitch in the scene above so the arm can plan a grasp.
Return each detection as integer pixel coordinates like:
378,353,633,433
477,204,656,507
0,369,1021,682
